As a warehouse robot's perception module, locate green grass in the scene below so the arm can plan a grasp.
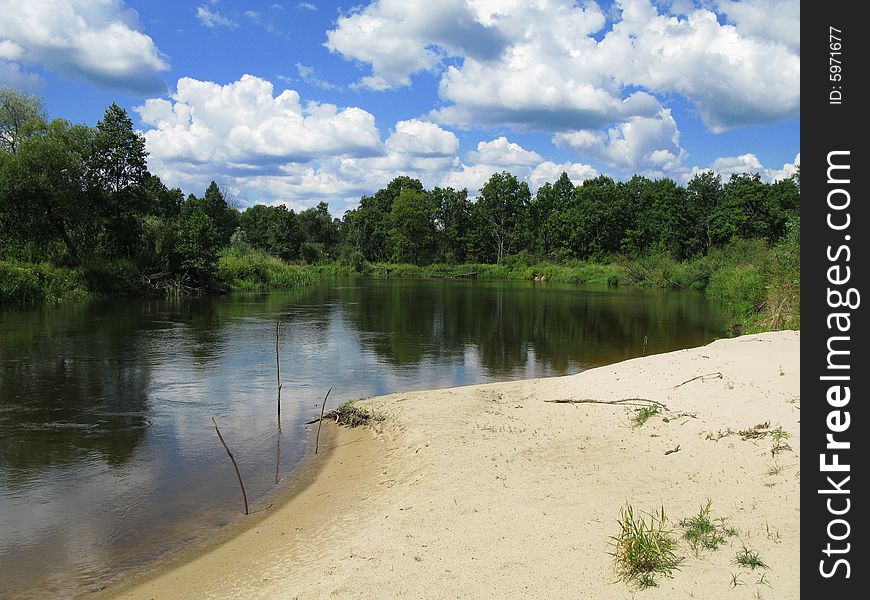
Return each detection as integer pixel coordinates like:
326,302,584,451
610,504,681,589
632,405,660,427
678,500,738,555
734,545,768,570
216,248,320,290
0,259,91,303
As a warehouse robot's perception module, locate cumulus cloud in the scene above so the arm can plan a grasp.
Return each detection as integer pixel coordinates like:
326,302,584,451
441,137,595,195
385,120,459,157
325,0,508,90
554,109,686,176
0,0,168,93
136,75,384,193
715,0,800,51
691,151,800,183
601,0,799,131
326,0,799,133
466,136,542,167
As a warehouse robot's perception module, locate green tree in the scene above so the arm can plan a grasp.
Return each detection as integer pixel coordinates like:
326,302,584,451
686,171,723,253
298,201,340,259
342,176,424,261
531,172,575,259
432,186,470,263
388,188,437,264
0,88,46,155
175,202,220,284
88,103,150,259
0,118,94,264
472,171,531,263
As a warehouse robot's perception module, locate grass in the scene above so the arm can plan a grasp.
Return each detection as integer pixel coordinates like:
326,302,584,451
734,545,768,570
610,504,681,589
632,405,660,427
0,259,91,303
678,500,738,555
216,248,320,290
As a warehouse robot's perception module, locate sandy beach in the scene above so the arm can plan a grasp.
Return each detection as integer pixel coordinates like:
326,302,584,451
100,330,800,599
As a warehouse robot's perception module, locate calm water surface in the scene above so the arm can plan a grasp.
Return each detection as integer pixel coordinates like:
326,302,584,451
0,278,726,598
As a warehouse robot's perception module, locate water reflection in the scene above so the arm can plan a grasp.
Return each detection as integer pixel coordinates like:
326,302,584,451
0,279,725,599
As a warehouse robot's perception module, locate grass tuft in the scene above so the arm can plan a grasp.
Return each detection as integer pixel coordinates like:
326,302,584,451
610,504,681,589
632,405,660,428
678,500,738,555
734,544,768,570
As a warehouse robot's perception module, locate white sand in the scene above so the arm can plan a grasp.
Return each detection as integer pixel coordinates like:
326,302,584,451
103,330,800,599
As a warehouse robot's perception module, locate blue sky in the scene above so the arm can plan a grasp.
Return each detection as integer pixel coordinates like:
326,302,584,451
1,0,799,213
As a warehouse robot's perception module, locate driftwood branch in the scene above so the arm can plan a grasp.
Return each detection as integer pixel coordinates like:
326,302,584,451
670,372,723,389
544,398,668,409
276,321,282,430
212,417,249,515
314,386,333,454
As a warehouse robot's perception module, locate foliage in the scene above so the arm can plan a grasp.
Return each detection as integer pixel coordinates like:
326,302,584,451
216,247,319,290
0,259,90,303
678,500,738,555
610,504,681,589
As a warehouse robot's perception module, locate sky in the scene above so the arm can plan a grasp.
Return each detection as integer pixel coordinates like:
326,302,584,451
0,0,800,214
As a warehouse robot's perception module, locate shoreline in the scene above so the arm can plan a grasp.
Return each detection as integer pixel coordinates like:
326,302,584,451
98,331,800,599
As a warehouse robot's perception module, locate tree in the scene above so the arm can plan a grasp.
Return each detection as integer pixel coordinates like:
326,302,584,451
531,172,574,259
472,171,531,263
0,88,46,155
0,118,94,264
686,171,723,253
201,181,239,245
298,201,340,259
388,188,437,264
432,187,470,263
88,103,151,259
342,176,424,262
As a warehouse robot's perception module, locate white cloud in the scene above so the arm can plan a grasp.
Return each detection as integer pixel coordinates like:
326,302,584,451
136,75,384,194
528,161,598,190
196,5,238,29
467,136,542,167
689,151,800,183
384,120,459,157
715,0,799,51
0,0,168,93
325,0,508,90
554,108,686,176
296,2,316,11
326,0,799,132
599,1,799,131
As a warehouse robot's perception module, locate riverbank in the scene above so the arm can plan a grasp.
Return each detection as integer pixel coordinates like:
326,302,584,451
99,330,799,599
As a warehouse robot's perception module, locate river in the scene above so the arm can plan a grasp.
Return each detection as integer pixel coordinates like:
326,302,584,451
0,278,726,599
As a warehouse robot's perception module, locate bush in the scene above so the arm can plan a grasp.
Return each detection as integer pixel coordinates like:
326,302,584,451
81,258,143,296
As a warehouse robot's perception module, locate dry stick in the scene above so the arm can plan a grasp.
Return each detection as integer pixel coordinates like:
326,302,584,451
276,321,282,430
212,417,249,515
670,371,723,389
642,335,648,357
544,398,668,409
275,430,281,485
314,386,333,455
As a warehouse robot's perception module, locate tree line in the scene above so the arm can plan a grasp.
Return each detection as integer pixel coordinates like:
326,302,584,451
1,88,799,294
